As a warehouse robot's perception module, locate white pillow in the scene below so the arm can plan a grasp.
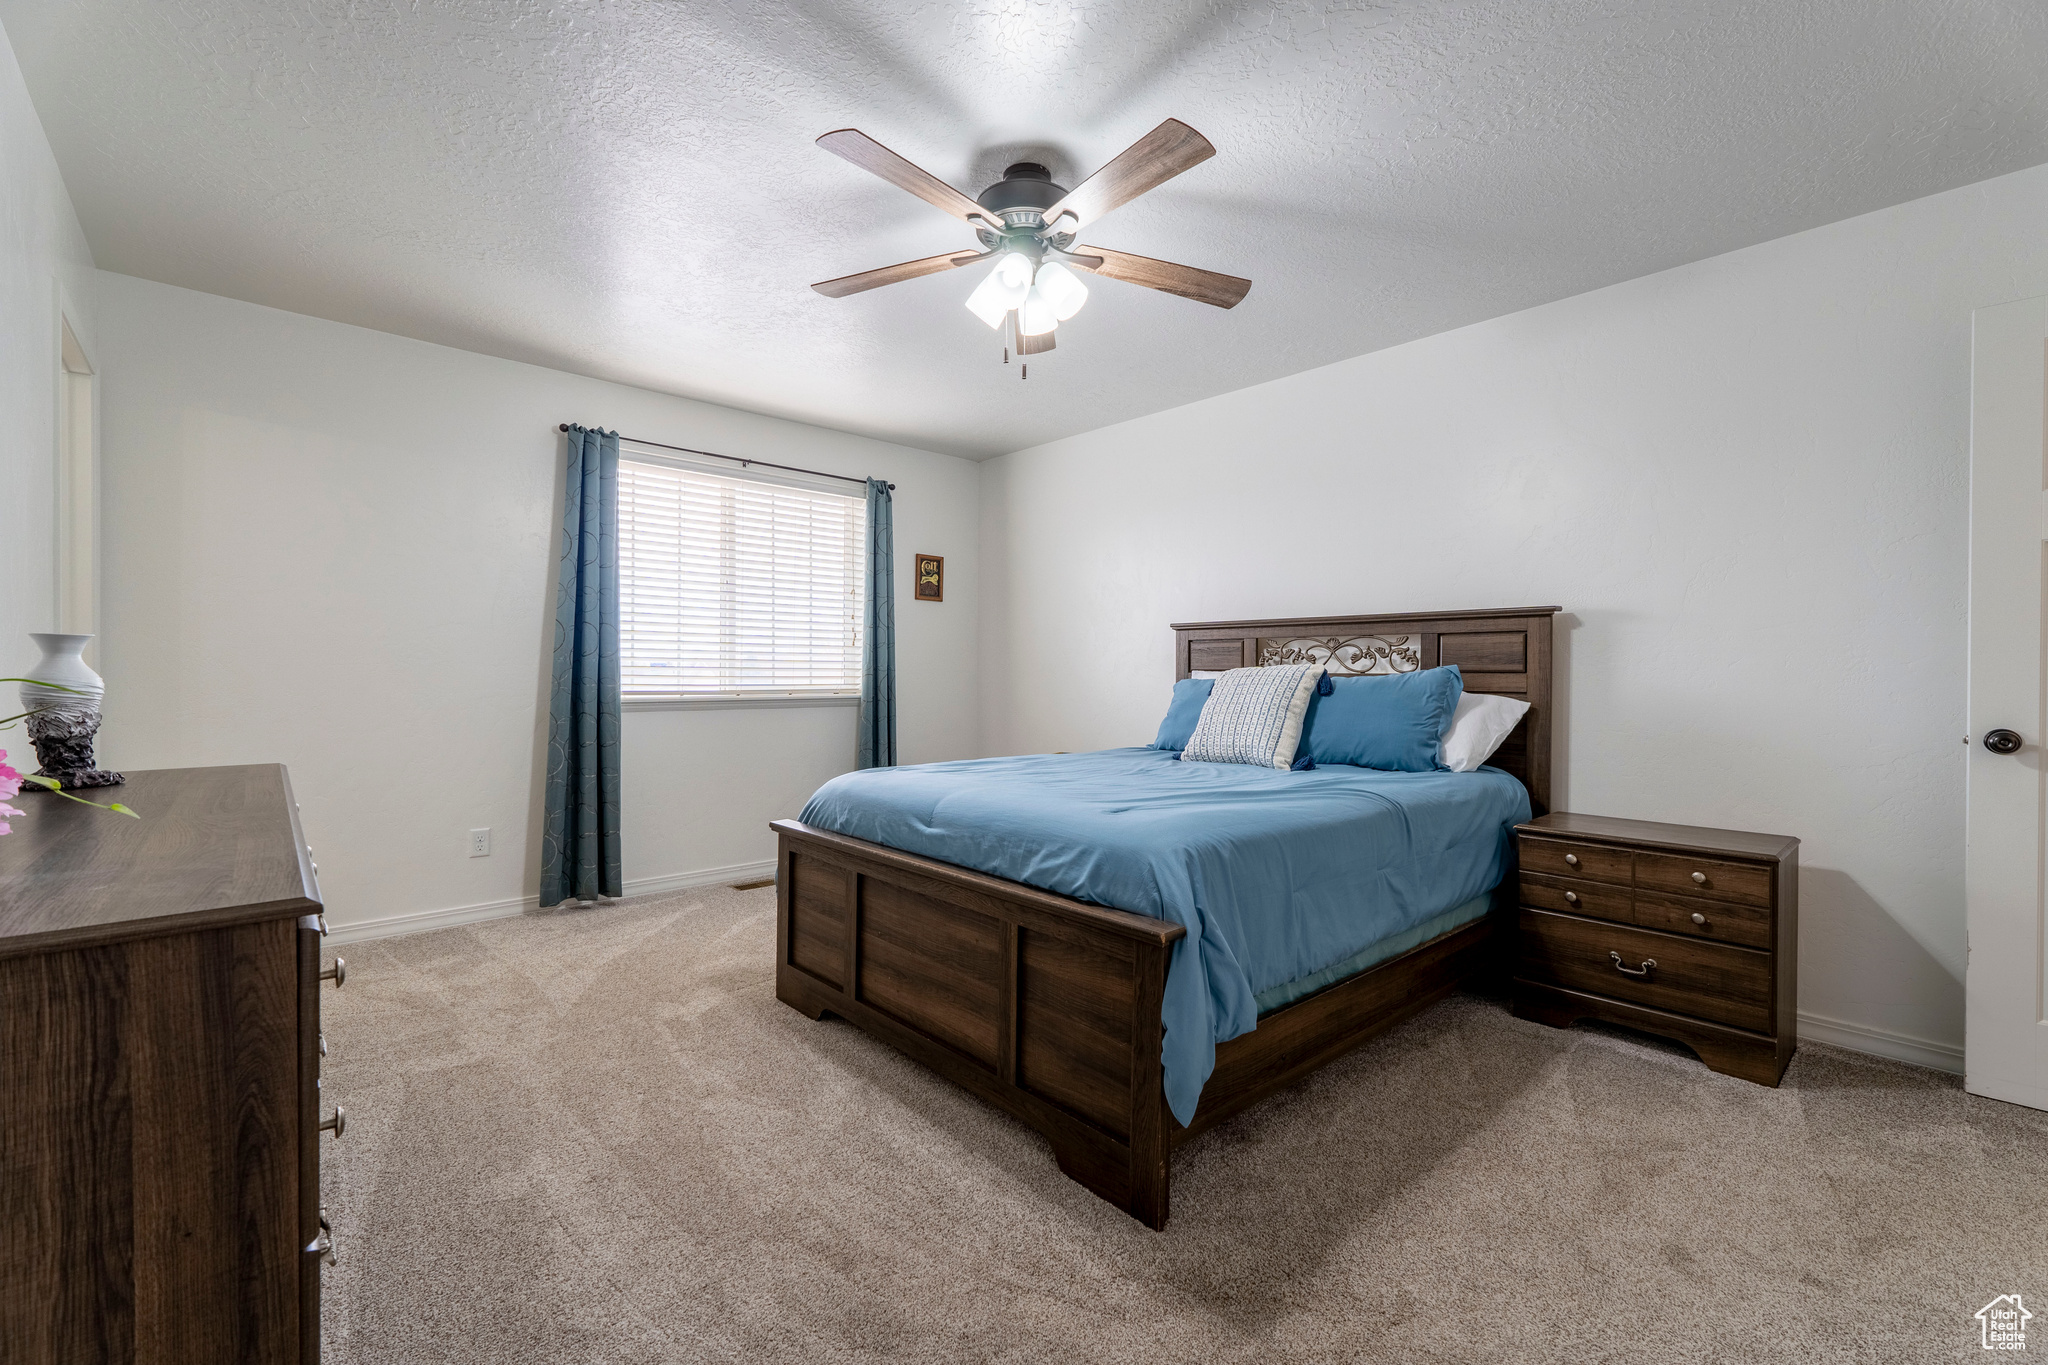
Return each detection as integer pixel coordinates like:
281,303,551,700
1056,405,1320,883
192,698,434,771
1180,664,1322,769
1438,692,1531,772
1190,670,1226,679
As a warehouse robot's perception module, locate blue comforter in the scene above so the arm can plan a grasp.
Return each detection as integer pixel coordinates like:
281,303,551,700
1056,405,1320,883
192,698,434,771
799,748,1530,1125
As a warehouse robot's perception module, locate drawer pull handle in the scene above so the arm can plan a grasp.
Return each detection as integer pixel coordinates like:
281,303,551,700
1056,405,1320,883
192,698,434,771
1610,951,1656,978
1691,912,1707,926
320,958,346,988
319,1105,346,1139
306,1210,337,1265
314,913,329,936
1691,871,1707,885
1564,854,1580,867
1563,891,1579,904
319,1031,329,1057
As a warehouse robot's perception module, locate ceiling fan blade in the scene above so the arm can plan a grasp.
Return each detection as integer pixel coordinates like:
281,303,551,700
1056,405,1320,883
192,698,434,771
1069,245,1250,309
812,251,987,299
1040,119,1215,231
816,129,994,226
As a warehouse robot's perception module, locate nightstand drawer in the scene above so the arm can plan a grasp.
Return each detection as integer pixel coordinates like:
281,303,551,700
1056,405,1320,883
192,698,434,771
1521,871,1632,924
1634,850,1772,907
1634,889,1772,950
1518,836,1631,886
1517,908,1772,1033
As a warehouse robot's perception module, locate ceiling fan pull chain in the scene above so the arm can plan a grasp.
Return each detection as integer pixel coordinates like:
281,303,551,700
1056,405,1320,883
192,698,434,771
1022,363,1028,380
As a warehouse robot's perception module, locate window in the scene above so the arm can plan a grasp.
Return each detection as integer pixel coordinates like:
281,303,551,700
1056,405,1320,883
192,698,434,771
618,449,865,699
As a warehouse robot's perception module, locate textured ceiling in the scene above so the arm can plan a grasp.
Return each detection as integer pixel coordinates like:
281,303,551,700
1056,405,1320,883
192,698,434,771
7,1,2048,459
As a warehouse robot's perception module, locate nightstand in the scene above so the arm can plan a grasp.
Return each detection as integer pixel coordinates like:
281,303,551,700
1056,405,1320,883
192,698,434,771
1511,812,1799,1085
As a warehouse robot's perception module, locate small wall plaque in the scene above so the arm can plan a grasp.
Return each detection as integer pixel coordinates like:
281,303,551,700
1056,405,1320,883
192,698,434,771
913,553,944,602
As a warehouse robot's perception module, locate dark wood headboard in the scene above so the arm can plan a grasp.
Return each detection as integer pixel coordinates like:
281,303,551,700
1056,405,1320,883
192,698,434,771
1171,606,1561,814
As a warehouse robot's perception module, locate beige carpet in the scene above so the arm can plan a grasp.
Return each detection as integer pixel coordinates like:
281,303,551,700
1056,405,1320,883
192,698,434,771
321,886,2047,1364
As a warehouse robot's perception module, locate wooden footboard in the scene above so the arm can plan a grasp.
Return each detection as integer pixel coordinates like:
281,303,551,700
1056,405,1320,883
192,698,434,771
773,819,1502,1228
773,819,1185,1226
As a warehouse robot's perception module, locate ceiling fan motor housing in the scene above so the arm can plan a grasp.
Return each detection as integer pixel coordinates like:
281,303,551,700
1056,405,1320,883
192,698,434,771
977,163,1069,225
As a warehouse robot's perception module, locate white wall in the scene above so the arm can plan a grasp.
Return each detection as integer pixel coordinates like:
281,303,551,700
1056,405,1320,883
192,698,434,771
0,18,95,658
979,162,2048,1068
96,272,978,933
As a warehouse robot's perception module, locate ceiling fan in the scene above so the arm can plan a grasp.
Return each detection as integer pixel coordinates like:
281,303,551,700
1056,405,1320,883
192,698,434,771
810,119,1251,370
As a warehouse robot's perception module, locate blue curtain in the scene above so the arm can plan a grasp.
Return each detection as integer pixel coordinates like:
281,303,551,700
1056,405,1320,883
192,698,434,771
540,425,622,906
858,477,896,769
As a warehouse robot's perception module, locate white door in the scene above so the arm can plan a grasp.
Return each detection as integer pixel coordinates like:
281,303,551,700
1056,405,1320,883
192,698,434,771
1967,296,2048,1111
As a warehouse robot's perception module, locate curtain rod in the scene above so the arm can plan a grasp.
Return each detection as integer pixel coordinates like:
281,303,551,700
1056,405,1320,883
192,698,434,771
558,425,893,491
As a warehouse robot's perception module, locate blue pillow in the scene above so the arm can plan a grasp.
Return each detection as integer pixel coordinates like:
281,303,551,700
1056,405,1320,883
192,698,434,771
1298,667,1463,771
1151,678,1214,751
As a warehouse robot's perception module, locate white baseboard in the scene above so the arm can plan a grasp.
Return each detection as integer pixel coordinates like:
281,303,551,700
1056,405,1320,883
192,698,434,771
1797,1009,1964,1074
621,859,777,900
323,858,778,945
324,891,533,945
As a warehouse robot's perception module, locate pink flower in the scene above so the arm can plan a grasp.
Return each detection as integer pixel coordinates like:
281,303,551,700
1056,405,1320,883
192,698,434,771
0,750,21,834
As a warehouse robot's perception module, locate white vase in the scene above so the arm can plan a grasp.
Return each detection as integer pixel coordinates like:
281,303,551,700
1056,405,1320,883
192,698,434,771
20,633,103,716
19,632,120,788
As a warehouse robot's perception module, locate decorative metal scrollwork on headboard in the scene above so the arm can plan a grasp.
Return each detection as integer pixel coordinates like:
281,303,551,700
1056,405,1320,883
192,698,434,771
1258,635,1421,675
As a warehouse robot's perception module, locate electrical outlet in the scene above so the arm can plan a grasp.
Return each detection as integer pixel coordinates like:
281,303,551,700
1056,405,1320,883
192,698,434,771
469,828,491,858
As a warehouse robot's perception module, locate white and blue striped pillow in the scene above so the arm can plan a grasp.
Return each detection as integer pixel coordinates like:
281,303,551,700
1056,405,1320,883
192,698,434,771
1180,664,1322,769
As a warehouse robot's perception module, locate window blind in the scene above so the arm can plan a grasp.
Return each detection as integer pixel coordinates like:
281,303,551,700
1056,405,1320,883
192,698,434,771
617,455,866,696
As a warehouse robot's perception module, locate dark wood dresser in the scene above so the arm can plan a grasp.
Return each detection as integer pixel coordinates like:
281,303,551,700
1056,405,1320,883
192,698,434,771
1511,812,1799,1085
0,765,336,1363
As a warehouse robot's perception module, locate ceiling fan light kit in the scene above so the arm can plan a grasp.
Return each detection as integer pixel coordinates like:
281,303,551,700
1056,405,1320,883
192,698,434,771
1034,260,1089,321
1018,294,1057,338
964,251,1033,327
812,121,1251,376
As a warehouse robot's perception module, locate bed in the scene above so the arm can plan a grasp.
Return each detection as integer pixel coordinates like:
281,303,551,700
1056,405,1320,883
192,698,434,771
771,607,1559,1228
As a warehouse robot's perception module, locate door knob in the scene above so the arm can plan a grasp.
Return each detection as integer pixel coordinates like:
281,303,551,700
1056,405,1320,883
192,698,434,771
1985,729,2024,755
